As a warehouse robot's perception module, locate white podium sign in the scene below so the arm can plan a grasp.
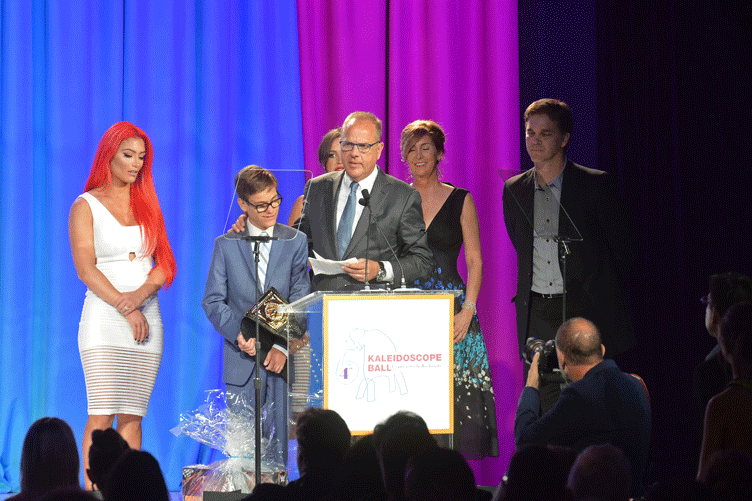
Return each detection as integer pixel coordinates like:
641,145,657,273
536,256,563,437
323,294,454,435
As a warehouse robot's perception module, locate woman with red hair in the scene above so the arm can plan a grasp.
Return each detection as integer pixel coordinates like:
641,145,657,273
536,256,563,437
68,121,176,489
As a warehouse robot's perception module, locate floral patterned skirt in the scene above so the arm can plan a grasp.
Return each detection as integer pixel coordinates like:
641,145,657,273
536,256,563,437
417,273,499,459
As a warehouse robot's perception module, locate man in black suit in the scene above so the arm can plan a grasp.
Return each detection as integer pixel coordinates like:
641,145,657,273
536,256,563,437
503,99,636,360
515,318,651,497
298,111,434,291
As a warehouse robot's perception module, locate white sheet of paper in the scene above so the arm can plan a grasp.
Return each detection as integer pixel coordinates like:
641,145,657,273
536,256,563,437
309,250,358,276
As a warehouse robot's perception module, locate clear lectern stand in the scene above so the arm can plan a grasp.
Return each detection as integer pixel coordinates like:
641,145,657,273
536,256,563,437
280,288,461,469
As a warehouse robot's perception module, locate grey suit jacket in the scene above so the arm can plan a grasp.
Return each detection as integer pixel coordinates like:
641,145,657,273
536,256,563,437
297,168,434,291
202,223,311,386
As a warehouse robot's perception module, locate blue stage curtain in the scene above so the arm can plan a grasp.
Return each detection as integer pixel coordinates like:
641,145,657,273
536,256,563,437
0,0,303,491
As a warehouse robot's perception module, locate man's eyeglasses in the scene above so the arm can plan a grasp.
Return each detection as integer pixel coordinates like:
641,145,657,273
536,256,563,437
246,193,283,212
700,294,713,308
340,140,380,153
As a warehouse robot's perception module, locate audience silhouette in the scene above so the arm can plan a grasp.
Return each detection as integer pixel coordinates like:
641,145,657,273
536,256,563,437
493,444,571,501
243,407,351,501
703,449,752,501
374,412,438,501
86,428,130,493
698,302,752,479
39,487,98,501
7,393,752,501
404,447,477,501
335,434,386,501
104,450,169,501
567,444,632,501
7,417,80,501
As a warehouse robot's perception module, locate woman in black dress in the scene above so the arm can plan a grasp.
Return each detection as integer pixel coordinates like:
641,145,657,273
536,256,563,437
401,120,498,459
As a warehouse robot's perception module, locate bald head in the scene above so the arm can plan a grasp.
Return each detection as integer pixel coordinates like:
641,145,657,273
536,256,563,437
555,318,604,366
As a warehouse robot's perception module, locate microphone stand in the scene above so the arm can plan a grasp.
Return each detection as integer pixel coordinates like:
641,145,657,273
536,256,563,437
373,218,408,289
556,237,571,325
360,188,409,290
359,190,372,290
554,197,579,326
241,233,277,484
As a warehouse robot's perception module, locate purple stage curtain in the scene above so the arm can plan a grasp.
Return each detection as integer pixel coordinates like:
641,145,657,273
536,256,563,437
297,0,520,485
296,0,387,175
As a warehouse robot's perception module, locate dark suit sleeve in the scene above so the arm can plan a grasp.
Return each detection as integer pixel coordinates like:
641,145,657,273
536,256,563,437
296,180,313,242
595,173,636,281
202,238,242,346
289,232,311,303
514,386,588,448
392,188,434,285
502,182,518,251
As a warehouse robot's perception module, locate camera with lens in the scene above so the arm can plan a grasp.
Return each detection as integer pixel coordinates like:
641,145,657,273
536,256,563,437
524,337,559,374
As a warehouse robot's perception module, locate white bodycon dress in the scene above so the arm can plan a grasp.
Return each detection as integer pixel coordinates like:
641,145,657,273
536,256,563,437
77,192,163,416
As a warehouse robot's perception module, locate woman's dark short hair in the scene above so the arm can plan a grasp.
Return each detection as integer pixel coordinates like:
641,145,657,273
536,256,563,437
708,272,752,317
336,434,385,501
400,120,446,162
105,450,169,501
317,128,342,170
500,444,569,501
295,407,351,474
20,417,80,498
87,428,130,490
234,165,278,202
720,301,752,368
375,416,438,501
39,487,98,501
405,448,476,501
373,410,431,450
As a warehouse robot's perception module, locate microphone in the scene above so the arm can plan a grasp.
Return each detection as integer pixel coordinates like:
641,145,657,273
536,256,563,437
360,190,408,289
359,190,372,290
241,234,278,243
358,189,371,207
241,233,278,296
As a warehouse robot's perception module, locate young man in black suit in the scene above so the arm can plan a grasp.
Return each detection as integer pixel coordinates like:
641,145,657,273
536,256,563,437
503,99,636,362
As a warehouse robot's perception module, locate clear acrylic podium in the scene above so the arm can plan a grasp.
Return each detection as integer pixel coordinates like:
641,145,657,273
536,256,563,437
280,289,461,451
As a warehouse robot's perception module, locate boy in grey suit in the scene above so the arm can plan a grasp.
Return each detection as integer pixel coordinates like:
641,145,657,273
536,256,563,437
203,166,311,465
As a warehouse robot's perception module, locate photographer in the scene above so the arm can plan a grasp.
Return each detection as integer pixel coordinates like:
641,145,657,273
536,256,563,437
514,318,651,497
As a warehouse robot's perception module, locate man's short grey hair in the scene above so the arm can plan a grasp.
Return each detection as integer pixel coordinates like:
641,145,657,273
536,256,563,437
342,111,383,141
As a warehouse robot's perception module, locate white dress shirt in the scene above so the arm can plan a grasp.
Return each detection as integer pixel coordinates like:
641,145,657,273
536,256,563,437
335,168,394,281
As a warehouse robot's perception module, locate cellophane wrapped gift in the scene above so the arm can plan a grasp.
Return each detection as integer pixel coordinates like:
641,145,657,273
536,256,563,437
171,390,287,501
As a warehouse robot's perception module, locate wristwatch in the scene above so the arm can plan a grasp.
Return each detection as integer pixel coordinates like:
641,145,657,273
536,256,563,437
376,261,387,282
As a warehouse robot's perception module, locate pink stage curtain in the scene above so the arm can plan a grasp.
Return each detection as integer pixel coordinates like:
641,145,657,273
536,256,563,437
297,0,521,484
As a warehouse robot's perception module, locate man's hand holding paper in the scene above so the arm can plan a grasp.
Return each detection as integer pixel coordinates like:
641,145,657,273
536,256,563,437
309,250,358,276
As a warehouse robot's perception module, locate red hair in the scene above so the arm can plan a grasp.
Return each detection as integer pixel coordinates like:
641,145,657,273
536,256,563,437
85,121,177,288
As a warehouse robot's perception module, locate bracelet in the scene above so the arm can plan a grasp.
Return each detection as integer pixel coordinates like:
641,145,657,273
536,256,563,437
461,300,476,313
